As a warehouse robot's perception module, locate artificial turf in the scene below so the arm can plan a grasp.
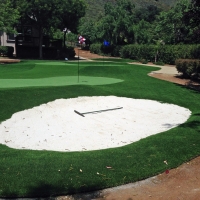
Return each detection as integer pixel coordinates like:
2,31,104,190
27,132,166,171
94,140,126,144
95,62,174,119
0,59,200,197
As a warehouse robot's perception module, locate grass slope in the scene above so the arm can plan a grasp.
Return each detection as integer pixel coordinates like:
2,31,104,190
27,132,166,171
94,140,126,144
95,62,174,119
0,59,200,197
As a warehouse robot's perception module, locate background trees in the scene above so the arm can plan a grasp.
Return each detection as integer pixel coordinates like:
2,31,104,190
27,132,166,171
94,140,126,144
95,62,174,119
1,0,200,59
0,0,20,33
183,0,200,43
155,0,190,44
78,0,162,45
79,0,200,46
10,0,86,58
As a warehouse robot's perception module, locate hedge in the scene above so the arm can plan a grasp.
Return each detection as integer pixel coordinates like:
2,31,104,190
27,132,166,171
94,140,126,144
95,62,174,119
89,43,122,57
120,44,200,65
90,44,200,65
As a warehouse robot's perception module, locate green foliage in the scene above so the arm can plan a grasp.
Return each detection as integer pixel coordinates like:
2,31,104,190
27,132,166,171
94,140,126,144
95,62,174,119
80,0,200,46
175,59,200,78
66,32,78,43
51,29,63,40
0,46,14,57
0,46,8,56
83,0,178,20
90,43,122,57
183,0,200,43
111,45,123,57
60,0,86,33
134,5,161,23
0,0,20,33
155,0,191,44
120,44,155,61
89,43,102,55
139,58,148,64
79,0,182,46
12,0,86,59
79,0,138,45
121,44,200,64
155,61,165,65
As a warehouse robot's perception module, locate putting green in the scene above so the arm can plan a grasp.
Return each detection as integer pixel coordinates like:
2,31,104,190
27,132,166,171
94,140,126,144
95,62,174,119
0,76,123,89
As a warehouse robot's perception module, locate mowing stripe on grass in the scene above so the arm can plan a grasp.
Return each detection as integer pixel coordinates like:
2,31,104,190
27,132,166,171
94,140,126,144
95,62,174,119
0,76,123,88
36,62,78,65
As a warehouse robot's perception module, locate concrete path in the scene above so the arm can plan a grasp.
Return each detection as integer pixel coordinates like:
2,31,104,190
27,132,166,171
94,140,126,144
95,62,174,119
150,65,179,75
129,62,180,75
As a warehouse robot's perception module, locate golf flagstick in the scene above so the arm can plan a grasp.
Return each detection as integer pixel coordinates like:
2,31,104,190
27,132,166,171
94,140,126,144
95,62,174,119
78,47,80,83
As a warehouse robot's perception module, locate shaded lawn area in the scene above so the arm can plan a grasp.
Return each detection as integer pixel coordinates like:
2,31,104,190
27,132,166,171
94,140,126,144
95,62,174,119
0,59,200,197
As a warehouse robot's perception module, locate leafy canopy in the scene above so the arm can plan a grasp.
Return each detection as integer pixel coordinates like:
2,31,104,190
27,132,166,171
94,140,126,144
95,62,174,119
11,0,86,58
0,0,20,33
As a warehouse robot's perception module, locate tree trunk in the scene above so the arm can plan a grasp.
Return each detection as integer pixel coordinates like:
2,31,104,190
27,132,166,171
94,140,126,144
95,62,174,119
155,50,158,63
64,32,66,49
39,27,43,59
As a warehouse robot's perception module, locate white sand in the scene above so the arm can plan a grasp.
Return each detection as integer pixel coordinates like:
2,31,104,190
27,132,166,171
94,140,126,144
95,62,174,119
0,96,191,152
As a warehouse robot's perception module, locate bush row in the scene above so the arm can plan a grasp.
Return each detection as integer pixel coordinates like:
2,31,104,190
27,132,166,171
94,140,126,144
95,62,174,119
175,59,200,78
90,43,122,57
90,43,200,65
0,46,14,57
120,44,200,65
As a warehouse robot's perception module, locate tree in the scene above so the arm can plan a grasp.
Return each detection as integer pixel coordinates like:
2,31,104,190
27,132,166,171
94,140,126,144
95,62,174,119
13,0,86,59
183,0,200,43
60,0,86,48
155,0,190,44
0,0,20,33
134,5,161,24
78,18,98,43
98,0,135,45
132,20,152,44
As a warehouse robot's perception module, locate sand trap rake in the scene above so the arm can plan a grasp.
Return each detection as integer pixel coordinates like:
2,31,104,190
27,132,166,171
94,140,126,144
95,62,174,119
74,107,123,117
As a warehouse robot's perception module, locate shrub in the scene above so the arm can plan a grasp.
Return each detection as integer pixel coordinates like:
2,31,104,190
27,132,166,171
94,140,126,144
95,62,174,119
175,59,200,78
0,46,14,57
139,58,148,64
90,43,122,57
111,45,122,57
90,43,102,55
154,61,165,66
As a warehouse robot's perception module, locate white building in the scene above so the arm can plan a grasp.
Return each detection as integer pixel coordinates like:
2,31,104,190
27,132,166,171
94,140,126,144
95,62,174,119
0,32,16,55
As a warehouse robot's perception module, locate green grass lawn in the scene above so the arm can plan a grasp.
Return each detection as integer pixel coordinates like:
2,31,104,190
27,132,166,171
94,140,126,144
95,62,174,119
0,59,200,197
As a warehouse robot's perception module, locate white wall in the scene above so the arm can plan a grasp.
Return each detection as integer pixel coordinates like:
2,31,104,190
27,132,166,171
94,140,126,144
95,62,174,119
0,32,16,55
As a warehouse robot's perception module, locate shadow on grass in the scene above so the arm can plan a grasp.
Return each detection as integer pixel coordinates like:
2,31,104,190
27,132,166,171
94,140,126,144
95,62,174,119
179,120,200,130
174,75,200,93
2,182,105,199
29,182,105,199
174,82,200,94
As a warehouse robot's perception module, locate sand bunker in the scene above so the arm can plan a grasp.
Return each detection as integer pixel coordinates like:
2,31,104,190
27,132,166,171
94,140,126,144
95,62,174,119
0,96,191,152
